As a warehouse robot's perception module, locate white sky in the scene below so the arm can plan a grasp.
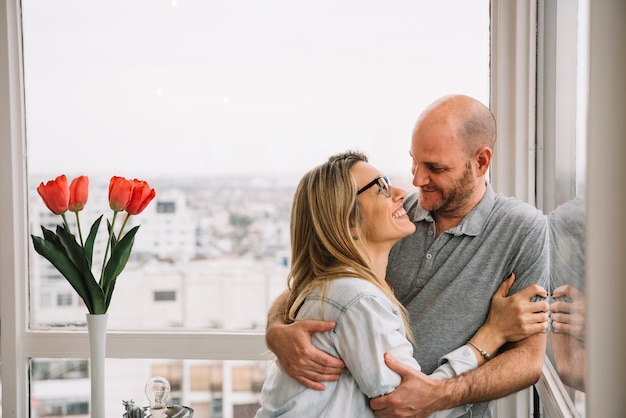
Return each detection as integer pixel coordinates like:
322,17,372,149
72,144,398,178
21,0,489,182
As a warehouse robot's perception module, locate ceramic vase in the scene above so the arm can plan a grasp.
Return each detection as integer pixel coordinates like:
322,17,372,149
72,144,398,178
86,313,108,418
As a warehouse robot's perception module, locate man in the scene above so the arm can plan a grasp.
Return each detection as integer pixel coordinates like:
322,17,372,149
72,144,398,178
266,95,550,417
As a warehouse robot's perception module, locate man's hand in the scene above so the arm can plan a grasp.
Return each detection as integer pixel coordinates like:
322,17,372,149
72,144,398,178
483,273,550,345
550,285,585,342
370,353,443,418
266,319,346,390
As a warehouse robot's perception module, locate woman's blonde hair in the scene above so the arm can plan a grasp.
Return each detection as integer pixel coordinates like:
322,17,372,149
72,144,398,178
285,150,413,341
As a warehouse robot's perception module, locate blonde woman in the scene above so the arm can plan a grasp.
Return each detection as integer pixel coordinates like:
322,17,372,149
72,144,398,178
256,151,507,418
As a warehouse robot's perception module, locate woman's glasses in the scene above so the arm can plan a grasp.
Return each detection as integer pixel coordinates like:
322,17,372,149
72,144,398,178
357,176,392,198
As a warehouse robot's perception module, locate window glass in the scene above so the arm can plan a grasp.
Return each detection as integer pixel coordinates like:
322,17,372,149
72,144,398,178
16,1,492,416
538,0,588,415
23,0,489,332
30,358,267,417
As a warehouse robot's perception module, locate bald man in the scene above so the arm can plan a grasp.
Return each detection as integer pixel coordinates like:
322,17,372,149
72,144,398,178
266,95,550,418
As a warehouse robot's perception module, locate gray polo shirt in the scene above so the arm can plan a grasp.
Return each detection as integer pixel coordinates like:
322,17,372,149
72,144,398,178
386,183,549,417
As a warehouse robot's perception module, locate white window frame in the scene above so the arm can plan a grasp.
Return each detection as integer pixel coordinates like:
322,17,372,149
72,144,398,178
490,0,538,205
492,1,626,417
490,1,586,416
490,1,540,415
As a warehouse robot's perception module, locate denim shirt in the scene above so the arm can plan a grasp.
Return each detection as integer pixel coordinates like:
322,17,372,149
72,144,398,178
256,278,477,418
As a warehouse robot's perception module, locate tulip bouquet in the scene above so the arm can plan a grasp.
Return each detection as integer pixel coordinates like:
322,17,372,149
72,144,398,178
31,174,156,314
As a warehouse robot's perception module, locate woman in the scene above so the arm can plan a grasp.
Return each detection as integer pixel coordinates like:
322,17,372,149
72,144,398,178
255,151,502,417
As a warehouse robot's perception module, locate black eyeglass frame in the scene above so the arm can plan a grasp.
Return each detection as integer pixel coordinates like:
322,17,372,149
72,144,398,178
356,175,392,198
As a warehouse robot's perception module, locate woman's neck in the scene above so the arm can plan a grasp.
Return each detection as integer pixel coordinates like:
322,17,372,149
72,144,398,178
367,247,391,280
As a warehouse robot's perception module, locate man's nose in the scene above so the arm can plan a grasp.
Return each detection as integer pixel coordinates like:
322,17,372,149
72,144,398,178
412,165,428,188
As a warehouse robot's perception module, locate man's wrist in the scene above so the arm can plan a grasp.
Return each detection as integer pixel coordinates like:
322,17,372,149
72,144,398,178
470,324,505,358
428,377,464,413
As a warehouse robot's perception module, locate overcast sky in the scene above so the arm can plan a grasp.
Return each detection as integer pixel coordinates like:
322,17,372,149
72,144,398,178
21,0,489,183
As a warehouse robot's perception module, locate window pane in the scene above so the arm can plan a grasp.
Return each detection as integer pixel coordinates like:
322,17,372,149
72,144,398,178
537,0,588,415
30,358,267,417
23,0,489,331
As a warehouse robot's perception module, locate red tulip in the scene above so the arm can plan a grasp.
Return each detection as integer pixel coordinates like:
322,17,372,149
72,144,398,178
108,176,133,211
37,174,70,215
68,176,89,212
125,179,156,215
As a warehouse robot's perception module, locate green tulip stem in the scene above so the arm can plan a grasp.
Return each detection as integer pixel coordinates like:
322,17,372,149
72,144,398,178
74,211,84,247
61,213,71,235
118,213,132,239
101,210,119,284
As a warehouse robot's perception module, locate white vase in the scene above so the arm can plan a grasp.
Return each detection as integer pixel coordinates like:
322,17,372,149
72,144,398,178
87,313,108,418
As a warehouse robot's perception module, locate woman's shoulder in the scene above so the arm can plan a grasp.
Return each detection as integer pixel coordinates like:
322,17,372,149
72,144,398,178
321,278,392,309
328,277,384,294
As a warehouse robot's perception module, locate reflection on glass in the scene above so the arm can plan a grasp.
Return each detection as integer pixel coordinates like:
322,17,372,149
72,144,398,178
548,197,586,399
30,359,268,417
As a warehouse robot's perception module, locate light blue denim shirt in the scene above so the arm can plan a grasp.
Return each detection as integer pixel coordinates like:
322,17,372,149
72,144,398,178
256,278,477,418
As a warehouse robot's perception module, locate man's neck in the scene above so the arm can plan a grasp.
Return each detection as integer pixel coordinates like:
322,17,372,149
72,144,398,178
432,184,487,237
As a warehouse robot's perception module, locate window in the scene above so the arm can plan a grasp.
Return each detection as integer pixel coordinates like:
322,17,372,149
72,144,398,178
2,0,493,416
534,0,589,416
154,291,176,302
157,202,176,214
21,0,489,334
56,293,74,307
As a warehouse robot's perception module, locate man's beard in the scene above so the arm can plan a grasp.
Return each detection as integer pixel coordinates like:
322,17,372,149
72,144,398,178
418,164,475,215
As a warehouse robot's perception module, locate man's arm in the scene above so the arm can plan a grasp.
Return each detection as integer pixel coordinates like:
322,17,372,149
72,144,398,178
371,332,546,418
265,290,346,390
370,280,549,418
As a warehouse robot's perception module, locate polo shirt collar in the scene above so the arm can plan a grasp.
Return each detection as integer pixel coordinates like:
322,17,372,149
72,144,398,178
448,183,495,236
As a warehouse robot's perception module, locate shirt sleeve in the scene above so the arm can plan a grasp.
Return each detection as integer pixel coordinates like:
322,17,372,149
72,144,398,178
510,211,551,296
418,346,476,418
429,345,477,380
332,294,421,398
330,293,478,418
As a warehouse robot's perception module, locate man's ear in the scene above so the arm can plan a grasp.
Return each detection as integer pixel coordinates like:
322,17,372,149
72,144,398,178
474,147,492,176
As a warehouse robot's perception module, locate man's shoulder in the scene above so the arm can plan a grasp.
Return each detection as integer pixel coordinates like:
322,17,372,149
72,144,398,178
491,193,546,225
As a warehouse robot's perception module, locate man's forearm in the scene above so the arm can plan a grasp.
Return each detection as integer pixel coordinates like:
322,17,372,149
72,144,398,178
265,290,290,352
434,333,547,408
